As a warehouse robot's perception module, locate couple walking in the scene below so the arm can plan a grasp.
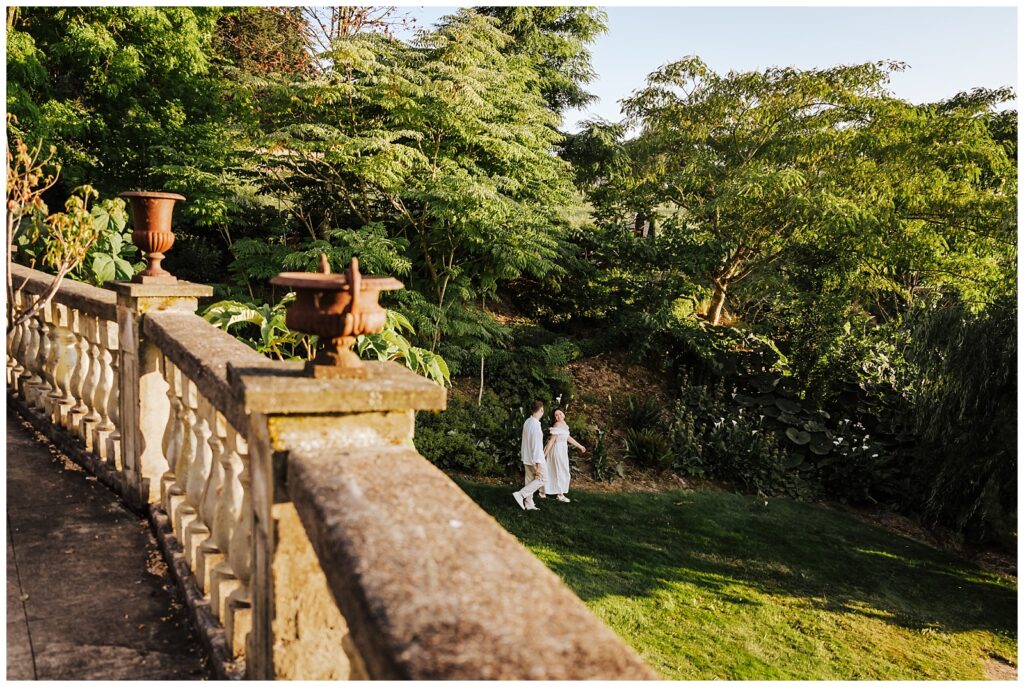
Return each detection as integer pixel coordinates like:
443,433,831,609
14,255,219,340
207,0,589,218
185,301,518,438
513,400,587,511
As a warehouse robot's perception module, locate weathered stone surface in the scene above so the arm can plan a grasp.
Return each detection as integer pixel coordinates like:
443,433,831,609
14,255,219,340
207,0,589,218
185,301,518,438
6,618,34,680
143,309,265,433
270,502,365,679
32,642,203,680
230,359,447,416
287,445,657,680
6,411,209,680
7,527,35,680
267,411,415,453
109,280,214,299
10,263,117,321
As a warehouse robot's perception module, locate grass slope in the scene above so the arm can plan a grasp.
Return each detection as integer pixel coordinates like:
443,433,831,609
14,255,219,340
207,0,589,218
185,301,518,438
457,481,1017,680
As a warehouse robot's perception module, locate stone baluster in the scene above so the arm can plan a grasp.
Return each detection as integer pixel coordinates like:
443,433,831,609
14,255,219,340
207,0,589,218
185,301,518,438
160,360,185,508
209,425,245,623
105,340,122,469
39,301,58,418
19,307,37,404
213,426,244,565
68,312,93,435
195,411,228,592
41,305,65,421
224,429,252,659
91,319,118,461
7,290,25,388
180,395,214,565
80,316,104,451
168,379,199,531
47,304,78,427
27,308,53,410
15,306,36,399
9,290,31,392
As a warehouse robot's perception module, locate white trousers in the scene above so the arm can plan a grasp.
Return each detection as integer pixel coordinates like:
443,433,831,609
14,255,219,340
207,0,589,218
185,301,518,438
519,462,546,505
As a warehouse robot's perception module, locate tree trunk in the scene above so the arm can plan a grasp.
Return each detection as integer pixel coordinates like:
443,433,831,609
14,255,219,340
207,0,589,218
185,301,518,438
708,281,727,325
478,354,485,406
634,212,646,237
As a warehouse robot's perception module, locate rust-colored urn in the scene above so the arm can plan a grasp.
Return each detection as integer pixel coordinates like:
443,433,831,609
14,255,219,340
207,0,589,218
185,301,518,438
118,191,185,283
271,254,403,378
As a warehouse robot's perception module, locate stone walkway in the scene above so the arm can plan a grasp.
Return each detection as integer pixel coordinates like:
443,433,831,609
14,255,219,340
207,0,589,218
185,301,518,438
6,411,209,680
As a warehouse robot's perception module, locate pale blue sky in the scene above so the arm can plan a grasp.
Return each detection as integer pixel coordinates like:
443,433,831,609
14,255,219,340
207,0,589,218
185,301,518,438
397,5,1018,131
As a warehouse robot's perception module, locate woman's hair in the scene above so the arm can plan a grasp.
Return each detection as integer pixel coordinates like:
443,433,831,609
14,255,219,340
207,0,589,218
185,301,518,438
552,408,565,420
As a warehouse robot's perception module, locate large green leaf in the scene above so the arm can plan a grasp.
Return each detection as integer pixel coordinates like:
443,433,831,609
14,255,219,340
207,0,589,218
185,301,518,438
91,253,116,284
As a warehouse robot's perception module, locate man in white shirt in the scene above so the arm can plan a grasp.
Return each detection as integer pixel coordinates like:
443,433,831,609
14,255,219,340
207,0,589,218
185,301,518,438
513,399,546,511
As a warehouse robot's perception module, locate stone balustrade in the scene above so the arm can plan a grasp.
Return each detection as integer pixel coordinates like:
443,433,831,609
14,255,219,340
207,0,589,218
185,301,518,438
9,265,126,492
6,263,656,680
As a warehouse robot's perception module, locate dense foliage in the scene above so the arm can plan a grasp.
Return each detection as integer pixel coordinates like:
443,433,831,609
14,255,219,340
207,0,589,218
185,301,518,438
7,7,1015,544
899,297,1017,543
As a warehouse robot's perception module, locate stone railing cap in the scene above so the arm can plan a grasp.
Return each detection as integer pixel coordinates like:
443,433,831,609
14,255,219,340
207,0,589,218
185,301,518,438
110,281,214,298
10,263,117,321
288,446,657,679
229,360,447,415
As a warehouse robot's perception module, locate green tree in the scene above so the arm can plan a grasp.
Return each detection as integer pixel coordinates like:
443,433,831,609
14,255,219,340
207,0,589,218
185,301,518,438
213,7,311,76
611,57,1015,331
477,6,607,115
231,10,579,370
6,7,228,194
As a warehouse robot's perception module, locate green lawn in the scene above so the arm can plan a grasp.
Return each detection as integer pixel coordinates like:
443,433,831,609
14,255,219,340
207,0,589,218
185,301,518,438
457,480,1017,680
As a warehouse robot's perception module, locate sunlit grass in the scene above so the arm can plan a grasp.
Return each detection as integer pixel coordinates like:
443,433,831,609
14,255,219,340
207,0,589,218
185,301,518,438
458,481,1017,680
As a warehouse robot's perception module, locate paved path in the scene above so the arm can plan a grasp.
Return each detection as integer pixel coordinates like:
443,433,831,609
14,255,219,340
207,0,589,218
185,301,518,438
6,411,209,680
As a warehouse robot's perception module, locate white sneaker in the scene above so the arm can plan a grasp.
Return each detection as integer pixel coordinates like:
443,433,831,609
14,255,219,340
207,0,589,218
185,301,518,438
526,503,540,511
513,492,526,510
556,494,571,503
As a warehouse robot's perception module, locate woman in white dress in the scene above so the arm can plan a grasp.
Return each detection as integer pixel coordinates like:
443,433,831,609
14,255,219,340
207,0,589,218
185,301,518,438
543,409,586,503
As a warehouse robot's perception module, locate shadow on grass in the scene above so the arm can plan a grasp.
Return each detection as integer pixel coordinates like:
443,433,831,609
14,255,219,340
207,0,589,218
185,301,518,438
457,480,1017,639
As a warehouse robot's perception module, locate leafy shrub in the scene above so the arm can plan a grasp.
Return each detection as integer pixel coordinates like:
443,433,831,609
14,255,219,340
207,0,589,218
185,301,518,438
668,407,704,477
485,325,580,406
415,393,518,476
203,295,450,385
622,394,663,431
624,427,674,470
164,232,224,285
564,411,594,447
14,188,139,286
590,429,613,482
705,413,811,499
357,310,451,387
203,293,314,360
817,418,900,504
898,298,1017,544
667,372,829,499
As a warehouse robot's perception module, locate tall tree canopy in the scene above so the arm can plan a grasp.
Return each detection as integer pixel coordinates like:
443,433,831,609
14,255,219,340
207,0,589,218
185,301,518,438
477,6,607,115
6,7,227,194
583,57,1016,332
229,10,579,366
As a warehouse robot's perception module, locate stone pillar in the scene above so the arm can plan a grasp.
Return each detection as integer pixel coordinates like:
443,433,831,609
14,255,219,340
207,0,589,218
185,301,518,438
227,360,446,680
111,281,214,509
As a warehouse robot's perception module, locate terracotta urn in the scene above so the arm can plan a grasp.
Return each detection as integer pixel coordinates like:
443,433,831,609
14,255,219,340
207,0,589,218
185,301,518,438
271,254,403,378
118,191,186,283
